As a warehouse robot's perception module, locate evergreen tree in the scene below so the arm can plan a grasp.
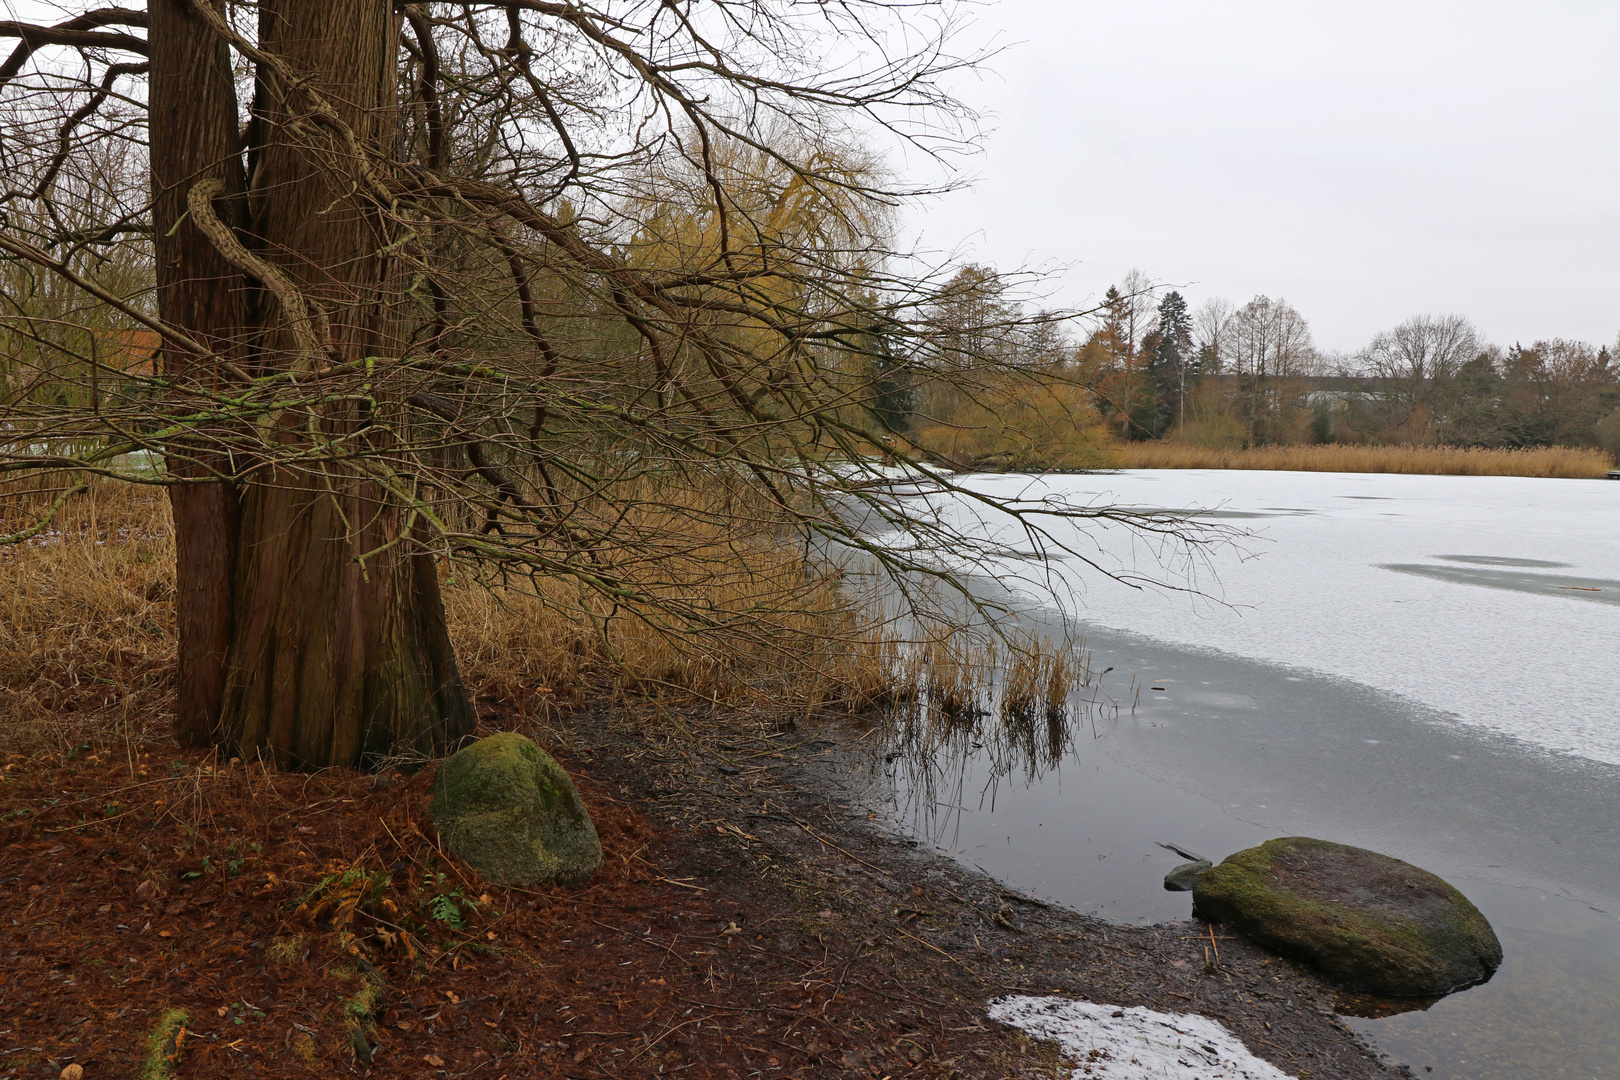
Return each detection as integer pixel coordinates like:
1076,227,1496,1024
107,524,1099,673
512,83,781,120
1147,291,1193,436
1444,351,1505,446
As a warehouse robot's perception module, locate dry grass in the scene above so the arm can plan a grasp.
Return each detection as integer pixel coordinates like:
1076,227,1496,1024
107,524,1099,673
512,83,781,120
0,480,176,753
1111,441,1615,478
999,637,1082,727
1,477,1108,769
0,478,910,752
443,559,900,720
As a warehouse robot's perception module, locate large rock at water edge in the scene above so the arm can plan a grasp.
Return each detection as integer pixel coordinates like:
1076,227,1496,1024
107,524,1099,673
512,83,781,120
430,732,602,887
1192,837,1501,997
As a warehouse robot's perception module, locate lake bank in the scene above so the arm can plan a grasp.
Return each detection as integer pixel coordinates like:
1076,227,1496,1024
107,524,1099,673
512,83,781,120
860,467,1620,1079
1107,443,1614,478
0,697,1396,1079
881,614,1620,1079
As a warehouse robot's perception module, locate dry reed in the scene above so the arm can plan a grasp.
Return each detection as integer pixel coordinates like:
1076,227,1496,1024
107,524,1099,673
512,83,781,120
0,479,912,753
0,481,176,752
1111,442,1614,478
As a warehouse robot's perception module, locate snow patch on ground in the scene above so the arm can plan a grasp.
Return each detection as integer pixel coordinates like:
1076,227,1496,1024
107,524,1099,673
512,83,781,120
989,996,1296,1079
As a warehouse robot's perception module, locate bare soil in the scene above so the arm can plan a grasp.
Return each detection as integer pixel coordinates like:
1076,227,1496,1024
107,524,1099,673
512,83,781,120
0,699,1406,1079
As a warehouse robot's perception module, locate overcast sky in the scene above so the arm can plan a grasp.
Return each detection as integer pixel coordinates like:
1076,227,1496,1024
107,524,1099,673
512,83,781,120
7,0,1613,353
903,0,1620,353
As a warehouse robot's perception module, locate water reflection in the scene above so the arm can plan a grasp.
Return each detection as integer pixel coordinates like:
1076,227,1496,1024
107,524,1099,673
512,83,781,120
871,629,1620,1080
880,633,1108,823
1332,990,1440,1019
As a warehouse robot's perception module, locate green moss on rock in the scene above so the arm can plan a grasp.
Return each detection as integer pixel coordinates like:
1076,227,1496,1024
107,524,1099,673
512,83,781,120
430,732,603,887
1192,836,1502,997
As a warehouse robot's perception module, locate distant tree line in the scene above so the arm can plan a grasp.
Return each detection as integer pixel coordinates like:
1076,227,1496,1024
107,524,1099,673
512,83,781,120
876,266,1620,466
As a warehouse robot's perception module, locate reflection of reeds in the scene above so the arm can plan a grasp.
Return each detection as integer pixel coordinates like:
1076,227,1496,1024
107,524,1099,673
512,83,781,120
1111,441,1613,478
877,633,981,767
879,629,1090,786
998,635,1087,775
881,629,1103,853
922,635,989,728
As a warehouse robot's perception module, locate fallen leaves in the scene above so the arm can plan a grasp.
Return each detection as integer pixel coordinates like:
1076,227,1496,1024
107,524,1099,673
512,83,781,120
422,1053,445,1067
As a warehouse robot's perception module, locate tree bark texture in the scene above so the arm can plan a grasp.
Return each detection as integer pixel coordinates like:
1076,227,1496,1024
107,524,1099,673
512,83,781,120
148,0,249,747
150,0,474,766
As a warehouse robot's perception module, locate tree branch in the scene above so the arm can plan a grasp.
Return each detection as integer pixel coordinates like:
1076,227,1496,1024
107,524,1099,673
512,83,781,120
0,9,150,91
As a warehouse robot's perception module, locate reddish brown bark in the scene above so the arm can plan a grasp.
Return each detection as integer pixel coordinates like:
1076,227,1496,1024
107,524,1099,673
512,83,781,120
217,0,473,767
148,0,473,766
148,0,249,747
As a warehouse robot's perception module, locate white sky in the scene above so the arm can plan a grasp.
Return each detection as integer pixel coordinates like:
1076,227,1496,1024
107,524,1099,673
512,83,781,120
7,0,1615,353
902,0,1620,353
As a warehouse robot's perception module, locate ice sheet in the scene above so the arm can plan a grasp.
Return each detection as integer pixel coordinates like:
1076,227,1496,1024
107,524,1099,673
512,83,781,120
883,469,1620,765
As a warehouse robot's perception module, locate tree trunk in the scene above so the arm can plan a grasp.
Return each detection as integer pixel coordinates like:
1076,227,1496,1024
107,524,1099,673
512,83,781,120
151,0,474,767
149,0,249,747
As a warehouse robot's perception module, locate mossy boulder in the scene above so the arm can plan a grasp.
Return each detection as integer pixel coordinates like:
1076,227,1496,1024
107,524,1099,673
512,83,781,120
429,733,602,887
1192,837,1501,997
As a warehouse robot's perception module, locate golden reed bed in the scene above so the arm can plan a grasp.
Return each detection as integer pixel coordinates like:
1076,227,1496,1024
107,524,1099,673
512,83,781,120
1110,442,1614,479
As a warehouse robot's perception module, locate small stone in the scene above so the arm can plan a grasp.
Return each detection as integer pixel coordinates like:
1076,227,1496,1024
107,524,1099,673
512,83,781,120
1163,860,1213,891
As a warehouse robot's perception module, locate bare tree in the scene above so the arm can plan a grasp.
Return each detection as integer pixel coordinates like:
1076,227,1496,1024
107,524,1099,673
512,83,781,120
1360,314,1481,413
1191,296,1234,373
1115,267,1160,357
1221,295,1315,445
0,1,1212,769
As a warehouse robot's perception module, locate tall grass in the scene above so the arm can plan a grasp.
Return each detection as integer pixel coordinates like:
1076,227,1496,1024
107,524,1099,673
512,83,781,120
0,478,1105,773
0,479,914,750
0,481,176,751
1111,442,1615,478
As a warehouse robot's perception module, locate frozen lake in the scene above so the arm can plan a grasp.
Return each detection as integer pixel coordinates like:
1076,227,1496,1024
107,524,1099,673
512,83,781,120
900,468,1620,766
868,469,1620,1080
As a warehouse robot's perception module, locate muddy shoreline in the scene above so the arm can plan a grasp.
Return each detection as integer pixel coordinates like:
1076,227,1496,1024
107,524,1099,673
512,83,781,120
1,697,1405,1078
574,702,1408,1079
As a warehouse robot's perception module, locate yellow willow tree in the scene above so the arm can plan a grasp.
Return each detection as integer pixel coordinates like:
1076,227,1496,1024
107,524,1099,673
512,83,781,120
0,1,1216,770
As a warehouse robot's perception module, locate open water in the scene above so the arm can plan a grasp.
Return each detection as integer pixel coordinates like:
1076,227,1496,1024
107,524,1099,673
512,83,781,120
874,469,1620,1080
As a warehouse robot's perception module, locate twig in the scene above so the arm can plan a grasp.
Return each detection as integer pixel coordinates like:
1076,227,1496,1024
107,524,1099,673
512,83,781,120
789,816,888,875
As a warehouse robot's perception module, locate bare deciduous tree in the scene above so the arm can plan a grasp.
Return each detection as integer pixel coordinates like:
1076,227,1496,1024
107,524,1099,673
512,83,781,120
1191,296,1234,374
0,1,1210,769
1220,295,1316,445
1360,314,1481,412
1114,267,1159,358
